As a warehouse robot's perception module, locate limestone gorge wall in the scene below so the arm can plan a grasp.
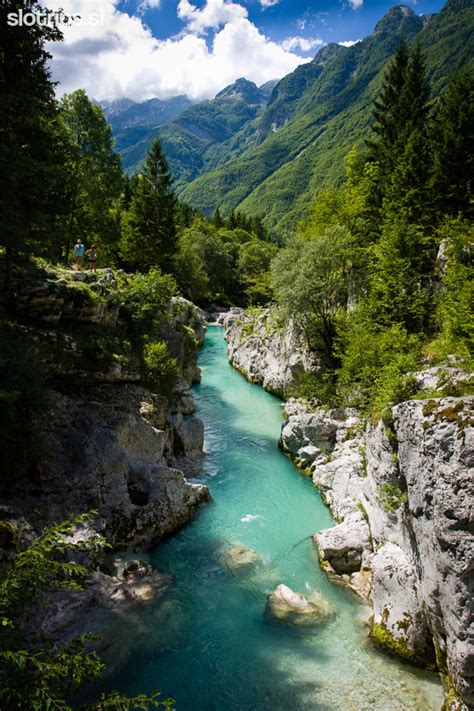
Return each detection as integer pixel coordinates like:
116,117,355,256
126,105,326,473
0,265,210,651
225,311,473,711
220,307,317,398
2,266,209,545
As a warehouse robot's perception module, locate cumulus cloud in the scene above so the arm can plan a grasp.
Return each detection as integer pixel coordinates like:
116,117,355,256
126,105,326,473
47,0,310,102
281,36,324,53
260,0,280,8
177,0,247,34
347,0,364,9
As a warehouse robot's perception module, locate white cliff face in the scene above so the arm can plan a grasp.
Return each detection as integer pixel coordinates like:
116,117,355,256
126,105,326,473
281,395,474,709
391,398,474,708
224,308,317,398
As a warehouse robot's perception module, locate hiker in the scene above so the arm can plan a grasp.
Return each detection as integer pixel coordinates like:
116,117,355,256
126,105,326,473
74,239,85,270
85,245,97,273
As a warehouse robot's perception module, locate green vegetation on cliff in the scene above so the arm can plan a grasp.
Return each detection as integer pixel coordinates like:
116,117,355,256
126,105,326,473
270,39,473,415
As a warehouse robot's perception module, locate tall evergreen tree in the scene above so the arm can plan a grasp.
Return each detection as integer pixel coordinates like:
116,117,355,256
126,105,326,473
120,139,176,271
431,70,474,219
366,39,410,180
0,0,62,288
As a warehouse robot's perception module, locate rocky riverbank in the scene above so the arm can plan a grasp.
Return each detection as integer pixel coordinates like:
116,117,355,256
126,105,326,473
219,307,317,398
0,262,210,655
225,311,473,711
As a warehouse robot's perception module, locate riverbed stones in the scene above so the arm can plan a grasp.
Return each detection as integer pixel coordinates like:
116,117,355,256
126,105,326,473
223,545,262,572
122,559,173,602
266,584,334,627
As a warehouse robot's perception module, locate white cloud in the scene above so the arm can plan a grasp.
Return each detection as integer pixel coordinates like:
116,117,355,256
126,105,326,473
138,0,161,12
48,0,311,102
177,0,247,33
260,0,280,8
348,0,363,9
338,39,360,47
281,36,324,53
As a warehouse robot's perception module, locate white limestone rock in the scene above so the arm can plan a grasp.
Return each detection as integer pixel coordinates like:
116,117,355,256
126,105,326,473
369,542,433,664
225,308,317,397
315,512,372,574
266,584,335,627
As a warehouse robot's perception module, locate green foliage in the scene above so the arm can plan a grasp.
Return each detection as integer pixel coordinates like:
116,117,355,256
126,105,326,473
271,227,354,367
58,90,123,266
379,484,409,511
120,139,176,272
288,372,338,407
431,69,474,219
337,316,420,414
143,341,179,396
300,148,379,245
425,219,474,365
0,322,50,489
0,0,62,269
238,240,277,304
0,514,174,710
123,268,177,332
367,219,437,334
173,216,275,305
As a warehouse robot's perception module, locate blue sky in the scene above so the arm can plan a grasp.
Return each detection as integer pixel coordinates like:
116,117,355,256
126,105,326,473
49,0,446,102
140,0,445,46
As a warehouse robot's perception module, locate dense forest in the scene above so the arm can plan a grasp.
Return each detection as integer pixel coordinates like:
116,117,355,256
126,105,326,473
0,0,472,706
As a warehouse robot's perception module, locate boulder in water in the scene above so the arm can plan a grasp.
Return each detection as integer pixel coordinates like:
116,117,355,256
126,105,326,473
223,545,262,572
266,584,335,627
122,559,173,602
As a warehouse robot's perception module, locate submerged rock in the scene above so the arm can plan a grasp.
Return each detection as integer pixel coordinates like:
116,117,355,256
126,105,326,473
266,584,335,627
223,545,262,572
122,559,173,602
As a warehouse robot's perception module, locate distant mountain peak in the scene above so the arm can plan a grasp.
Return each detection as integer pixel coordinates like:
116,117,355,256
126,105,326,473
215,78,264,104
374,5,420,34
312,43,345,65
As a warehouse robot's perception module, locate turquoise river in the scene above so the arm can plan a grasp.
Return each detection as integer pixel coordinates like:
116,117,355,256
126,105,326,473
107,325,443,710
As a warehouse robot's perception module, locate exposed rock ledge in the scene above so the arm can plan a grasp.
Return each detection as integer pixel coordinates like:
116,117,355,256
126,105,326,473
281,396,473,710
222,307,317,398
0,269,211,661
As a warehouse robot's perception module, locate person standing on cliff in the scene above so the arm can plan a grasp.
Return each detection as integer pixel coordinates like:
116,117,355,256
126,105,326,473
74,239,85,271
85,244,97,273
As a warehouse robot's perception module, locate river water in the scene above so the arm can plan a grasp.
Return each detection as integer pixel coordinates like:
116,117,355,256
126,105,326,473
107,325,443,710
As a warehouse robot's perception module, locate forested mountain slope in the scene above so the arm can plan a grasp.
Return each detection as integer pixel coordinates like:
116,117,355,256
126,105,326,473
110,79,272,187
178,0,473,231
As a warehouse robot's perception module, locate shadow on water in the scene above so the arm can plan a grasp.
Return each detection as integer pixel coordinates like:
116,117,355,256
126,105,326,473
94,326,443,711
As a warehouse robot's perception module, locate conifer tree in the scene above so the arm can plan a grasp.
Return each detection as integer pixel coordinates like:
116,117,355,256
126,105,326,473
431,70,474,219
0,0,62,288
366,39,410,180
120,139,176,271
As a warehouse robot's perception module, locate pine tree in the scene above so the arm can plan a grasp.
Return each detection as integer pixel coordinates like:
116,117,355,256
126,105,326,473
431,70,474,219
211,207,224,228
366,39,410,179
120,139,176,271
0,0,62,289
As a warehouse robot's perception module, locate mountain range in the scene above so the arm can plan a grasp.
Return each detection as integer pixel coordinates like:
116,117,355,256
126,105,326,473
103,0,474,233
